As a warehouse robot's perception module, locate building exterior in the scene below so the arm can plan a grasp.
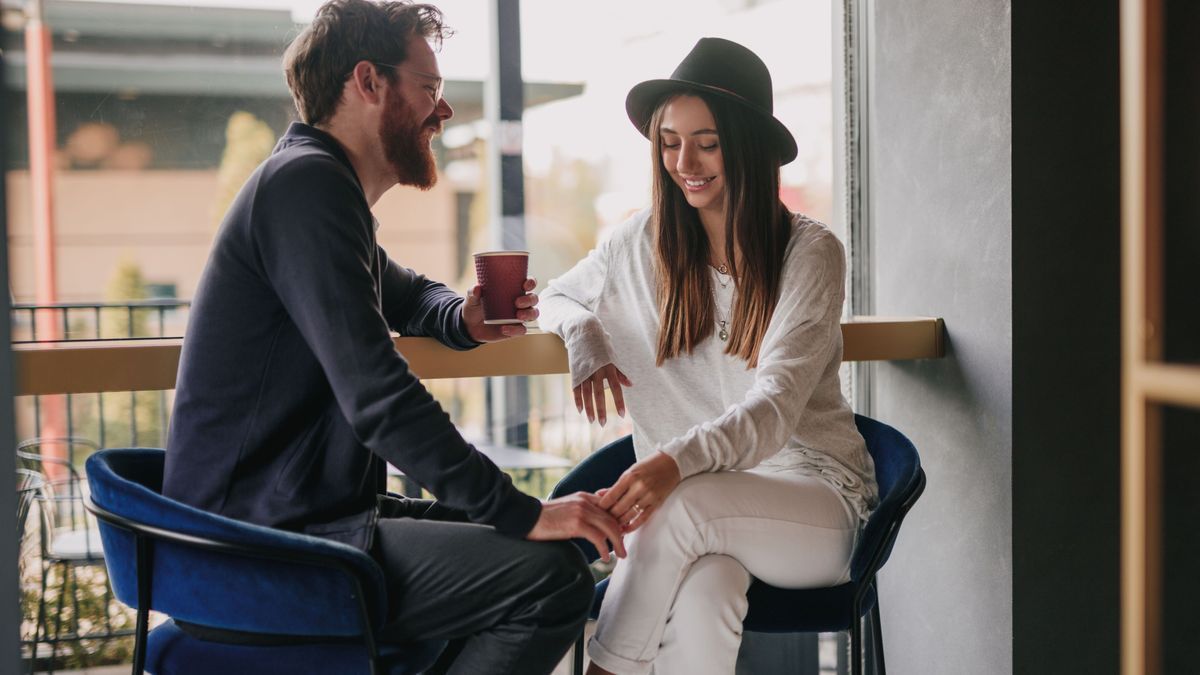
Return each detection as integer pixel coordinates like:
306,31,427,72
1,0,580,302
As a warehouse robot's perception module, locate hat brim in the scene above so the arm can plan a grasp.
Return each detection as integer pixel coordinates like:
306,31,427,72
625,78,798,166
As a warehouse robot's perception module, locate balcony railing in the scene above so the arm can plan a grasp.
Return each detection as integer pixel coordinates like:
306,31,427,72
12,300,191,344
12,301,191,456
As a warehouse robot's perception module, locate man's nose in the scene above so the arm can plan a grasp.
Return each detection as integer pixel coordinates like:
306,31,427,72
436,97,453,122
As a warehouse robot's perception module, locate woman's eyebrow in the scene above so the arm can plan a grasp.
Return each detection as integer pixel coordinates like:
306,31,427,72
660,127,719,136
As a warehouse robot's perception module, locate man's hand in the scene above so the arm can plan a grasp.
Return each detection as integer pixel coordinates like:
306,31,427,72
527,492,627,563
462,278,539,342
598,451,682,533
574,364,632,426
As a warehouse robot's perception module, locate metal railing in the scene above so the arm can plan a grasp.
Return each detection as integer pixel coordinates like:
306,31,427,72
13,301,190,452
12,300,191,344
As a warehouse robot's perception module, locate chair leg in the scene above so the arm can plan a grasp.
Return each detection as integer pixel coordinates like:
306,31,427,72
51,563,67,674
103,573,115,636
850,614,862,675
133,536,153,675
573,632,585,675
69,566,86,666
870,602,886,675
31,564,50,674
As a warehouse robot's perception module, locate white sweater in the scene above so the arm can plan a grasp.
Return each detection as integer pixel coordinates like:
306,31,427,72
539,209,879,521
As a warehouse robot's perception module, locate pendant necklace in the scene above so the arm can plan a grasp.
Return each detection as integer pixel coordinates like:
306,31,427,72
713,262,732,289
712,270,732,342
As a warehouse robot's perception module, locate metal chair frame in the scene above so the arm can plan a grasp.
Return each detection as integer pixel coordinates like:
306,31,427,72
16,437,134,673
84,497,384,675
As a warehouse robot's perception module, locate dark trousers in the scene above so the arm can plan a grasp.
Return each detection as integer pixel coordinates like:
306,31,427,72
372,498,593,675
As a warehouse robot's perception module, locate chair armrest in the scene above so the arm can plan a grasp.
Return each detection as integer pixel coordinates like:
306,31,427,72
85,496,387,639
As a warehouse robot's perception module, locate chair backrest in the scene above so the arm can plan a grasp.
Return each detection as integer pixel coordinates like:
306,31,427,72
549,435,636,563
550,436,636,501
849,414,926,583
16,469,44,540
17,436,99,533
85,448,388,638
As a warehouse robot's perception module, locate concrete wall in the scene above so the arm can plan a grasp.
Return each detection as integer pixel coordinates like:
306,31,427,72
866,0,1013,673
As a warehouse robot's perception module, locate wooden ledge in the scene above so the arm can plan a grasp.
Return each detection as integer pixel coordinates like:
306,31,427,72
13,317,945,395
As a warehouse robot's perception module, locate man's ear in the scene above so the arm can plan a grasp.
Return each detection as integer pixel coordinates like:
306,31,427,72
347,60,386,105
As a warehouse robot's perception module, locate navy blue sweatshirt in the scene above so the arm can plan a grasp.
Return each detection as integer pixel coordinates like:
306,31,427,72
163,123,542,550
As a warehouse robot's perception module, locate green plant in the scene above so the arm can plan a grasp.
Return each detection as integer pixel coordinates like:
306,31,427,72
20,507,137,670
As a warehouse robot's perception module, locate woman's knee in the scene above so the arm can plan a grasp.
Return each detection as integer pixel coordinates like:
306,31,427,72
649,473,726,532
674,555,751,620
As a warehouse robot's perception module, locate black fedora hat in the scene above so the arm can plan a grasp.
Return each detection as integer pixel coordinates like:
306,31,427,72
626,37,798,166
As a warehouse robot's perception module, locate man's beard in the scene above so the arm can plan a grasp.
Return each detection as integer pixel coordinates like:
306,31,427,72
380,91,440,190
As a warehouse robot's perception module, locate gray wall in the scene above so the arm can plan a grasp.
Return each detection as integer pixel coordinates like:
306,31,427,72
866,0,1012,673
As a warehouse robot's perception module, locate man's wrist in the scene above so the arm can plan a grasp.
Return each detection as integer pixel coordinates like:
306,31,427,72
450,300,483,349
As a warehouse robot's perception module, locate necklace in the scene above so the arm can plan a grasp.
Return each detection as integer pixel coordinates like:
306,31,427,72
712,279,731,342
712,263,731,289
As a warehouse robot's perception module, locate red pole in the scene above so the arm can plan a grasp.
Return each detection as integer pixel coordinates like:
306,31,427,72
25,0,66,474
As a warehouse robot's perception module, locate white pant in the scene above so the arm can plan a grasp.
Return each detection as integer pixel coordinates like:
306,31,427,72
588,471,859,675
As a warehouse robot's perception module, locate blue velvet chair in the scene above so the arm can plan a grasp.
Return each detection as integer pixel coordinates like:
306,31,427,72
551,414,925,675
84,448,446,675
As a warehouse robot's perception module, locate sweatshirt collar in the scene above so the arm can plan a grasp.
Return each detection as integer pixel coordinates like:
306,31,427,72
278,122,359,181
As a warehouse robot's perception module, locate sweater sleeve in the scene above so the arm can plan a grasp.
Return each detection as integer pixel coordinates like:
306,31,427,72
379,251,479,350
539,231,620,389
253,158,541,536
658,230,846,477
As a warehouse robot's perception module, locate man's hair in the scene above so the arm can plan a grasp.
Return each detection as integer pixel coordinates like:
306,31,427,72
283,0,451,126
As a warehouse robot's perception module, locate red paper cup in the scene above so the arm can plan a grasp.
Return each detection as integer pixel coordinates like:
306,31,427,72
473,251,529,324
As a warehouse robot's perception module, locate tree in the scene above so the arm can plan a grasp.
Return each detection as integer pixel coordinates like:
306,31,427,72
99,259,166,447
211,111,276,228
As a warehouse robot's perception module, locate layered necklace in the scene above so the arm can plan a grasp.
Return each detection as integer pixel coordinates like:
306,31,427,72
711,263,733,342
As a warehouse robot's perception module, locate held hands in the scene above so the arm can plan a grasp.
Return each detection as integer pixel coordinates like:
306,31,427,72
598,451,682,533
574,364,632,426
527,492,627,563
462,278,539,342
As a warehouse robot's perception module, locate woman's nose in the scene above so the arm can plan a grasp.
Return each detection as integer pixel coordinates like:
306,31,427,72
676,144,698,173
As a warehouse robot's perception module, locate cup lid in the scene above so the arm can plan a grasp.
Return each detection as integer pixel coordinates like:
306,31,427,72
473,250,530,257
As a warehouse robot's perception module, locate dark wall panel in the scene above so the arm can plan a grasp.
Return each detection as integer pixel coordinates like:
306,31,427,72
1012,2,1120,673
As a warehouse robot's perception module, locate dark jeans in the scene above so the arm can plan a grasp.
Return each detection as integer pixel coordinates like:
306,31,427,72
372,498,593,675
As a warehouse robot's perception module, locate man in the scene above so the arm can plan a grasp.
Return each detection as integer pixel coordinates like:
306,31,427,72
163,2,624,672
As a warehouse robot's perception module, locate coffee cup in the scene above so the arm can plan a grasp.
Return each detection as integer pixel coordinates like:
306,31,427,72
473,251,529,324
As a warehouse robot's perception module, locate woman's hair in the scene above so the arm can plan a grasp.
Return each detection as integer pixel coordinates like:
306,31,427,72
282,0,451,126
650,92,791,368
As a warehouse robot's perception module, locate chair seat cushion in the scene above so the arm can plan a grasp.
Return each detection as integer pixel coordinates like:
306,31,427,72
146,619,446,675
49,528,105,561
589,576,878,634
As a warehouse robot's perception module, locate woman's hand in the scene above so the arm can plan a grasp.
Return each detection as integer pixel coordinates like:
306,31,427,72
462,278,539,342
598,451,681,532
527,491,626,563
574,363,632,426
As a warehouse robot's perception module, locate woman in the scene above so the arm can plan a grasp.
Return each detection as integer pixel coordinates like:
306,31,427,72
539,38,879,675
